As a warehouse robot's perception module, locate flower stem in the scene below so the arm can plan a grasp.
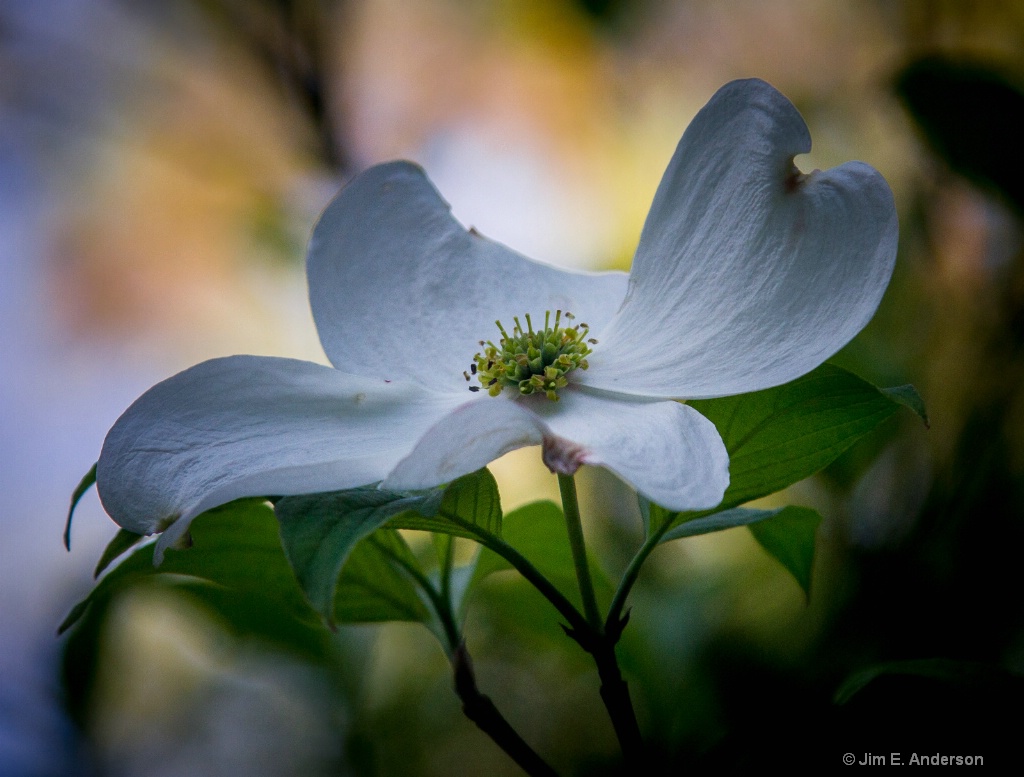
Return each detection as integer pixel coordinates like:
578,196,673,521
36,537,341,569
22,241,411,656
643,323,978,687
557,474,602,631
555,474,644,764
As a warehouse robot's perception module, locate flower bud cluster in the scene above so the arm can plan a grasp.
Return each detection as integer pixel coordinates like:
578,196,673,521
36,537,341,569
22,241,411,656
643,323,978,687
466,311,595,401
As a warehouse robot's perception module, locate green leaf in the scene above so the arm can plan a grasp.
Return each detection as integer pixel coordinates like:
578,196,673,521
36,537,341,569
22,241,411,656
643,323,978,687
880,384,929,427
747,506,822,598
331,530,429,624
688,364,905,515
275,486,437,623
472,500,611,613
660,506,795,543
60,499,331,659
660,506,822,597
386,468,502,538
655,367,919,595
64,462,97,550
473,501,562,582
274,469,498,625
93,528,145,578
440,468,502,535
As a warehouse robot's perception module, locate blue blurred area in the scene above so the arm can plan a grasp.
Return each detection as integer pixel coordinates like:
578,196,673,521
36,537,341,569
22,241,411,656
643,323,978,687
0,4,181,773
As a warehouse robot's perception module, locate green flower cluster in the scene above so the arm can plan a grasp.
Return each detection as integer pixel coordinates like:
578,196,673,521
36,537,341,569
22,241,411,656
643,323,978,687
467,311,595,401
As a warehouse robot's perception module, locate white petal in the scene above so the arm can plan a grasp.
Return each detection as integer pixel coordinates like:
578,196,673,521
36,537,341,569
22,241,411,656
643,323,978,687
382,396,546,490
96,356,459,555
582,79,898,399
307,161,628,392
535,391,729,511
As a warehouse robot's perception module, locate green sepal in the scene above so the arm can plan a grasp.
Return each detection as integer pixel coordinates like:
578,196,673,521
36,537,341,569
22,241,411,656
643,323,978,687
64,462,97,550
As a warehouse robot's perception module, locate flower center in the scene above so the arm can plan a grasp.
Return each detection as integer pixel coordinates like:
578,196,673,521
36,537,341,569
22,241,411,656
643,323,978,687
465,311,596,401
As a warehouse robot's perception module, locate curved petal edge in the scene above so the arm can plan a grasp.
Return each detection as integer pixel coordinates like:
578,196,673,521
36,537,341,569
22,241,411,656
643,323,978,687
96,356,458,561
583,79,898,399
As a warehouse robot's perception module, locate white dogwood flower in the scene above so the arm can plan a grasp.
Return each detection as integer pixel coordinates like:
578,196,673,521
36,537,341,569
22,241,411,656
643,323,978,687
96,79,897,560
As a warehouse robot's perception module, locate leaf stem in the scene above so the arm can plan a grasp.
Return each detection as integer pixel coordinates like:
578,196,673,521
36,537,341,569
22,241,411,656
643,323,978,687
557,474,602,631
554,475,644,763
439,510,591,635
589,631,644,763
370,535,460,651
605,506,717,632
605,519,670,634
439,535,455,605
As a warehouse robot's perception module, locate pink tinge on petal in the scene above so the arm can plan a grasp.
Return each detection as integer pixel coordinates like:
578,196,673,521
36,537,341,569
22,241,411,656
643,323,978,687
541,434,589,475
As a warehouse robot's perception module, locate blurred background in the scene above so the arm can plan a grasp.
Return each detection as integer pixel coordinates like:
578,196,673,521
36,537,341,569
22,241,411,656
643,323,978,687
3,0,1024,774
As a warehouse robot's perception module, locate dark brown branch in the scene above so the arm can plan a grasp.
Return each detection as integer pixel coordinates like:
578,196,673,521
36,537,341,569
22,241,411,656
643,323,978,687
452,642,558,777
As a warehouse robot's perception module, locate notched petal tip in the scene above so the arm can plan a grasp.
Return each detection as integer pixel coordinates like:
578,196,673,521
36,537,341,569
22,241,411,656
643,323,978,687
583,78,897,400
541,434,589,476
784,160,818,193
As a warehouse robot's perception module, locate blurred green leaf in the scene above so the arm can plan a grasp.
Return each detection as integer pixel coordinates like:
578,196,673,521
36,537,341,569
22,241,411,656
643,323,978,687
897,56,1024,214
881,384,929,427
64,462,97,550
746,506,822,598
275,486,439,623
687,364,905,517
60,499,331,659
433,532,455,588
93,528,144,578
